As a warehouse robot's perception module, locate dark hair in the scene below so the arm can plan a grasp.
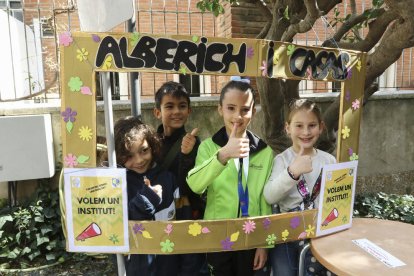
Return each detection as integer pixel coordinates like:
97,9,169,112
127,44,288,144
287,99,323,124
219,80,256,106
113,116,162,166
154,81,191,109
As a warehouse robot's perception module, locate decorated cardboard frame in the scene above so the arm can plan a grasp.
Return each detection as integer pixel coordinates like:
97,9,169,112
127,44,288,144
60,32,366,253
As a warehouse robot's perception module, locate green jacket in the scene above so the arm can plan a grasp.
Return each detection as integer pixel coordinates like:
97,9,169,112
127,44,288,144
187,127,274,220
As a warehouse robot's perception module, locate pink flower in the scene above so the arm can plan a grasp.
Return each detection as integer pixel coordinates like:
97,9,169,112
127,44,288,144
352,99,360,110
164,224,173,235
59,31,73,47
259,60,267,77
246,46,254,59
242,220,256,234
64,153,78,168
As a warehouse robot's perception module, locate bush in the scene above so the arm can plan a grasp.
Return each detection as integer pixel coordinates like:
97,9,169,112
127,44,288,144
0,183,67,269
354,192,414,224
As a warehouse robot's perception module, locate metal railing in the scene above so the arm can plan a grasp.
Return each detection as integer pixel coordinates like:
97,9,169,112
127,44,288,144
0,0,413,102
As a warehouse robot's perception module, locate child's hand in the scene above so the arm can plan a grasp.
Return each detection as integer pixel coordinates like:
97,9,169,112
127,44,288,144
218,123,249,164
253,248,267,270
181,128,199,154
144,176,163,199
151,184,163,199
289,145,313,178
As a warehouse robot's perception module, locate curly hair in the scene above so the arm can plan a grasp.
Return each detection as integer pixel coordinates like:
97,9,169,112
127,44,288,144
113,116,162,166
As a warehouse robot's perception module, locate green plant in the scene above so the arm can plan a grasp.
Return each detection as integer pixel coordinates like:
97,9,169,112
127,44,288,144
354,192,414,224
0,183,67,269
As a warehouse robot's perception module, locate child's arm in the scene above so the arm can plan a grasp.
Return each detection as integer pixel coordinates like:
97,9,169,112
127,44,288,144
263,154,299,205
177,132,201,196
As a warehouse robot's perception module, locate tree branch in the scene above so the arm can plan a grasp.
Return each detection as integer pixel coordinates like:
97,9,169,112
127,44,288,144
281,0,323,42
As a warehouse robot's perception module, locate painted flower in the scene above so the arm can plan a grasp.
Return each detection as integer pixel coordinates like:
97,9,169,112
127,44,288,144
102,55,113,70
179,65,187,75
201,227,210,234
356,60,362,71
348,148,353,156
346,68,353,79
259,60,267,77
262,218,271,230
160,239,175,253
345,90,351,102
221,237,234,251
341,126,351,139
287,44,296,56
290,217,300,229
59,31,73,46
61,107,77,122
350,153,359,161
192,35,199,42
281,229,289,242
109,234,119,244
64,153,78,168
243,220,256,234
68,77,83,92
165,224,173,235
266,234,277,246
352,99,360,110
81,86,92,95
78,126,93,141
246,46,254,59
188,222,202,236
76,48,89,62
305,224,315,237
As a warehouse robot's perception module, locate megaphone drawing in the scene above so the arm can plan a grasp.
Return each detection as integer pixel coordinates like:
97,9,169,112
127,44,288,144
76,222,102,241
322,208,339,226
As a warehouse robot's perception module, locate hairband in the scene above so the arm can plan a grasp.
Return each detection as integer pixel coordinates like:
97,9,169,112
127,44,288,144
230,76,251,84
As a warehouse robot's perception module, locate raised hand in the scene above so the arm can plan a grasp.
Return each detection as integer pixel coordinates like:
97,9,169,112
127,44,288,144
144,176,163,199
217,123,250,164
181,128,199,154
288,145,313,179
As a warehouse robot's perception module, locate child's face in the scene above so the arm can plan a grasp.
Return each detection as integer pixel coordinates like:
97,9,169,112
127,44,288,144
285,109,323,155
218,88,255,138
154,94,191,136
124,138,153,174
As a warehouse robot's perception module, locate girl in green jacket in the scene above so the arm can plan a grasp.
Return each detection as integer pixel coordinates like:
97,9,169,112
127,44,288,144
187,78,274,276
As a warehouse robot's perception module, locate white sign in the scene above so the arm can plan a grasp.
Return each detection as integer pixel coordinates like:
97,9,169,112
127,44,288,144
353,239,406,268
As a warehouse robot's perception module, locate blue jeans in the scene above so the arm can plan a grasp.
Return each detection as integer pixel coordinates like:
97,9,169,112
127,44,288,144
270,241,301,276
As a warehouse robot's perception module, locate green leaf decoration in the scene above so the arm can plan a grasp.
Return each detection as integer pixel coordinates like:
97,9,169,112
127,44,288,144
179,66,187,75
131,32,140,47
287,45,296,56
66,121,73,133
77,155,90,164
283,6,290,20
192,35,199,42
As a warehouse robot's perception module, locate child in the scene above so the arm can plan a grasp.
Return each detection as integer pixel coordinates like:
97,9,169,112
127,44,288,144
113,116,179,275
187,79,274,276
263,99,336,276
153,81,207,275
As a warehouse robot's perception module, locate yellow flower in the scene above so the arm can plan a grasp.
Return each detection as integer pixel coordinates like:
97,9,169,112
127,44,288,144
76,48,89,62
188,222,202,237
281,229,289,241
341,126,350,139
273,53,280,65
305,224,315,237
356,60,362,72
102,55,113,70
78,126,93,141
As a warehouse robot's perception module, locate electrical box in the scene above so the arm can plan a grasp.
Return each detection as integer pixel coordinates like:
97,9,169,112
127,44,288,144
0,114,55,182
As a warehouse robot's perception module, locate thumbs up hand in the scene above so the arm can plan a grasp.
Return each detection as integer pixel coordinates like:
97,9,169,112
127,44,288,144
218,123,250,165
144,176,163,199
288,145,313,179
181,128,199,154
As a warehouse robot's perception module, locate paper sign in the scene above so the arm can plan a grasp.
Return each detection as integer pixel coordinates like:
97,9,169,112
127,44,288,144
64,168,129,252
316,161,358,236
353,239,406,268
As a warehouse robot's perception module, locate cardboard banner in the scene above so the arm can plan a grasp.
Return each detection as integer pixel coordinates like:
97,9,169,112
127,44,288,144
316,161,358,236
64,168,129,253
128,210,318,254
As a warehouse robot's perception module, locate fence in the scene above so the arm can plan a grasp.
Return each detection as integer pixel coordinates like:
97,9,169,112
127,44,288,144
0,0,413,102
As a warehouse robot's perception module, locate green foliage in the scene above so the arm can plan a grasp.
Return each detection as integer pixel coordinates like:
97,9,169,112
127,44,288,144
0,184,67,269
196,0,238,17
354,192,414,224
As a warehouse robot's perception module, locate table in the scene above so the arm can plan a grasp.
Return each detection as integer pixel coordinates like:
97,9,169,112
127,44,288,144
310,218,414,276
